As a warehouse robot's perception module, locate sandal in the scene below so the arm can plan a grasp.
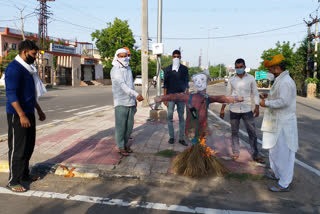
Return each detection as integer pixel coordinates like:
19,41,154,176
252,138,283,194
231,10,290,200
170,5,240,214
253,156,265,164
231,154,239,161
125,146,133,153
6,184,27,193
118,149,129,156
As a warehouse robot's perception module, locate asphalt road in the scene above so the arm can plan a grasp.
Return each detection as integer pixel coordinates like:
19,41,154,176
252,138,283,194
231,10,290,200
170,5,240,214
0,85,155,136
207,83,320,172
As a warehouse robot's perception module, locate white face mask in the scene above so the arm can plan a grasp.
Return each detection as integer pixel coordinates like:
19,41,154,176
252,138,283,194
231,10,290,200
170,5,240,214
193,74,207,91
117,57,130,67
172,58,180,72
267,72,275,81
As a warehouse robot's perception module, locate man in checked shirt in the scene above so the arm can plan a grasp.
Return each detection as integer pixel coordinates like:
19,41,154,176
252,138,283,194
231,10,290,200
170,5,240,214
220,58,265,163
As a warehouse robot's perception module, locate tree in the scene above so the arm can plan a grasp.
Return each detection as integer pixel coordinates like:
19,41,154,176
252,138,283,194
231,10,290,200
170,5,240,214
0,50,19,77
91,18,137,78
189,67,203,77
258,40,309,94
209,64,226,78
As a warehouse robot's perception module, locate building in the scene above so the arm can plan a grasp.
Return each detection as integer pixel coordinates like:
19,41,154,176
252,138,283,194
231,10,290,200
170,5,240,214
0,27,99,87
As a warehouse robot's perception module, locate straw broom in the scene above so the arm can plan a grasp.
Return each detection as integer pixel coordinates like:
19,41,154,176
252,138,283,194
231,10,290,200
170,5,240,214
172,138,229,178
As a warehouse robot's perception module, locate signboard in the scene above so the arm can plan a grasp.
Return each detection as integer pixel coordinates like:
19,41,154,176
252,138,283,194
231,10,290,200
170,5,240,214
50,43,76,54
260,71,267,79
255,71,261,80
255,71,268,80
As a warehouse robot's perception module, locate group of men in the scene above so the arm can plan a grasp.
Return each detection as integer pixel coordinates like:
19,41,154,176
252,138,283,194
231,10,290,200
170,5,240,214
4,39,298,193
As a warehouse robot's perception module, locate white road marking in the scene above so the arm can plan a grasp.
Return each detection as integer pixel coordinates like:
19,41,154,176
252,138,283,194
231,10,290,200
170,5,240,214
75,106,113,116
0,187,270,214
208,109,320,177
64,105,97,113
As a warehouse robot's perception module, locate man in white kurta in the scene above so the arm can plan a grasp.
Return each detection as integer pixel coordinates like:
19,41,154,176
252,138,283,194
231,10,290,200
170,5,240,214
260,54,298,192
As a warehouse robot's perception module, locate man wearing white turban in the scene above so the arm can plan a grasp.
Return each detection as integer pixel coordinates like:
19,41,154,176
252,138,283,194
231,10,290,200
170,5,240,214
111,48,144,156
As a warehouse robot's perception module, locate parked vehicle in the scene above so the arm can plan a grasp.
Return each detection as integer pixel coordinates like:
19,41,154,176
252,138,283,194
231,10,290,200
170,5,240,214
134,75,142,86
224,76,229,86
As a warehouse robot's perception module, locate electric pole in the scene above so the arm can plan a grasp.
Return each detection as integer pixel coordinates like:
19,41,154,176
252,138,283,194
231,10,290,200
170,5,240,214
36,0,54,83
315,17,319,79
155,0,163,110
304,19,313,78
15,6,26,41
141,0,148,107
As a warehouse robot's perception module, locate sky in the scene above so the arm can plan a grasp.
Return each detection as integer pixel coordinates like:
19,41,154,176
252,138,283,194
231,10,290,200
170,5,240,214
1,0,320,69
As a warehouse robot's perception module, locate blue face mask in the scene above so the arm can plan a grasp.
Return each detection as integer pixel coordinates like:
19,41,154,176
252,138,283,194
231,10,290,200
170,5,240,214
236,68,245,75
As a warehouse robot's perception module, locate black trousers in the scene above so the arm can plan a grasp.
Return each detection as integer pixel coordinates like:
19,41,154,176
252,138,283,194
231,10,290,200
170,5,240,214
230,111,258,158
7,113,36,186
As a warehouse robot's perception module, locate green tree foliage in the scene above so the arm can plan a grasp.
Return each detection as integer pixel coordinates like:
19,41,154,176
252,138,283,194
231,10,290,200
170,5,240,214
189,67,203,77
91,18,138,78
209,64,226,78
0,50,19,77
258,40,309,94
148,55,174,78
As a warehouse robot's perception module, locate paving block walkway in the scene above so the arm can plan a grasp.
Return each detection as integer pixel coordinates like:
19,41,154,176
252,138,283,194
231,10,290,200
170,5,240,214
0,104,266,177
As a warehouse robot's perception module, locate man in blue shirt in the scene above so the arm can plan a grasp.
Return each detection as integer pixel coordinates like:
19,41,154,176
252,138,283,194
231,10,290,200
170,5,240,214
5,40,46,192
163,50,189,146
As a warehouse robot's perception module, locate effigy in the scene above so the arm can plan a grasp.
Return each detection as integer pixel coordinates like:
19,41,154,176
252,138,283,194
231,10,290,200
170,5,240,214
155,70,243,178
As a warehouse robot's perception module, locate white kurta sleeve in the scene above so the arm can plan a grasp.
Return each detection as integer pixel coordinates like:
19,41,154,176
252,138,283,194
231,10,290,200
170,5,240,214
111,68,139,98
265,82,292,109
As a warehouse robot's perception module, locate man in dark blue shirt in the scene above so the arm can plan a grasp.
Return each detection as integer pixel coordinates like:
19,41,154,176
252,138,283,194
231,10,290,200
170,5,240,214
163,50,189,146
5,40,46,192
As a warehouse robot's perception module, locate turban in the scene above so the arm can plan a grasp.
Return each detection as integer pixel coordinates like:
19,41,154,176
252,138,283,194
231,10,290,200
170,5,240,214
112,48,128,67
123,47,131,55
264,54,285,68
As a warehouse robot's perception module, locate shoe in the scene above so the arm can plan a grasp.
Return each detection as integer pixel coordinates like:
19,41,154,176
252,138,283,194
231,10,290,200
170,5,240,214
264,172,278,180
178,140,188,146
168,138,174,144
269,185,290,192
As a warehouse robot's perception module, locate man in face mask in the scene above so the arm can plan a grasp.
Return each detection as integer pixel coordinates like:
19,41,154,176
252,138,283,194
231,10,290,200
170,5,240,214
220,58,264,164
5,39,46,192
260,54,298,192
110,48,144,156
163,50,189,146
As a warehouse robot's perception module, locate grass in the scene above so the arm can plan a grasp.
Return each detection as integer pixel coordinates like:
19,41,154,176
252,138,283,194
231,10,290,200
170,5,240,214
155,149,177,158
208,80,224,85
225,173,266,182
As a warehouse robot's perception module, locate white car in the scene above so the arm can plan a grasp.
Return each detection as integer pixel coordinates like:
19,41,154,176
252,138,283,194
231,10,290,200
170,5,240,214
224,76,229,86
0,74,5,88
134,75,142,86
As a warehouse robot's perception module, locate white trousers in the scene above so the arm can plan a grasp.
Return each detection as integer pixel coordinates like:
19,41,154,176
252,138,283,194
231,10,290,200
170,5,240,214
269,130,296,188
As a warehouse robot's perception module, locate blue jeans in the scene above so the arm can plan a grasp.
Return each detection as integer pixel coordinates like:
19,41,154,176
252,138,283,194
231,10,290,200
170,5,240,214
167,101,185,140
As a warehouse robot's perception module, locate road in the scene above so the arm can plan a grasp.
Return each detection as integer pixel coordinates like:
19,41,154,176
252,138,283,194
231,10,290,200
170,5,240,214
0,86,155,136
0,84,319,214
207,83,320,172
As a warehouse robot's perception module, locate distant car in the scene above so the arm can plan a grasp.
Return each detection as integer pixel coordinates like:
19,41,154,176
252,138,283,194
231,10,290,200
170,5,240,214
0,74,5,88
134,75,142,86
224,76,229,86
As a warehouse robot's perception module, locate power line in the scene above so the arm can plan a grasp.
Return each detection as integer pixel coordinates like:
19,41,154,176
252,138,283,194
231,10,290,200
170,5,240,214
141,23,305,40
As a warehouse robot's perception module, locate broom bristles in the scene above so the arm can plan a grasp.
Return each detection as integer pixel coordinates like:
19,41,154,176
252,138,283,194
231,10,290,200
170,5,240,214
172,143,229,178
